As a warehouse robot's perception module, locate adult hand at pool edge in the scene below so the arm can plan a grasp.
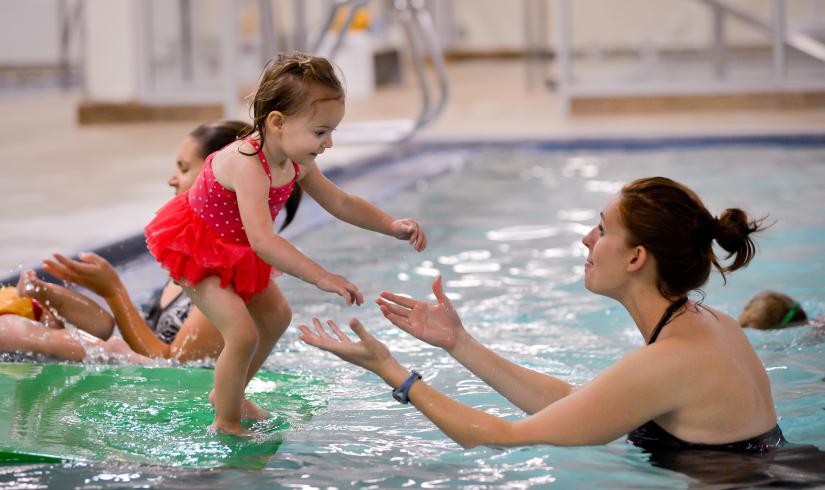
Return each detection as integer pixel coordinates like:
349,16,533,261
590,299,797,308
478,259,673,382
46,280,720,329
298,318,406,383
377,276,468,354
389,218,427,252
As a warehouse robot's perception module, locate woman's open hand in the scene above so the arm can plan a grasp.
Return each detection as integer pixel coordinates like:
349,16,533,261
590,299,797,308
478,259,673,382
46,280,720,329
389,218,427,252
299,318,395,374
377,276,466,352
42,252,121,299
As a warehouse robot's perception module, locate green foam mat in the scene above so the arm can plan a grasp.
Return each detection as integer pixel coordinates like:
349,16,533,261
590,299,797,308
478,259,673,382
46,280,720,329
0,362,326,468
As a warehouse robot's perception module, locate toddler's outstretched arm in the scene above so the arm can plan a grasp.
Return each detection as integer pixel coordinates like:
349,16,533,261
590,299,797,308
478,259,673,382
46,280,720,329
231,156,364,306
299,163,427,252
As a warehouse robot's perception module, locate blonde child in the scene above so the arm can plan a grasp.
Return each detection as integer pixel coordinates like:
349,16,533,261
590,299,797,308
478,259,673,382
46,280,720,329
145,52,427,434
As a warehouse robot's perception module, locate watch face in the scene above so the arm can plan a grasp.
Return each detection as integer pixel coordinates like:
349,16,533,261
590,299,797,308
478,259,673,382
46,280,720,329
392,390,406,403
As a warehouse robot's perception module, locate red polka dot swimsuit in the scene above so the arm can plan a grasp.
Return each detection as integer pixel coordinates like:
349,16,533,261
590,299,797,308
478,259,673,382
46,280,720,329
145,138,299,302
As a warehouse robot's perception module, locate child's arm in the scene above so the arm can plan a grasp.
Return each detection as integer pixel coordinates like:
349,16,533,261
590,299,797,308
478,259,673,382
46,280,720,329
298,162,427,252
230,156,364,305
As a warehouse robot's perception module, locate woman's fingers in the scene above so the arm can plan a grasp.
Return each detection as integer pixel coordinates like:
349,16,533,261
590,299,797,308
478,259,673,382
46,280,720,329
378,291,419,309
432,276,451,306
348,318,372,342
79,251,106,265
297,323,315,340
327,319,351,342
312,317,334,339
375,298,410,319
380,308,413,332
42,259,74,281
54,253,94,274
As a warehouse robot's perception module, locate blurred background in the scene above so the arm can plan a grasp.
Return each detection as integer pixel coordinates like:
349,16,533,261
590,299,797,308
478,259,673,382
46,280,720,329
2,0,825,272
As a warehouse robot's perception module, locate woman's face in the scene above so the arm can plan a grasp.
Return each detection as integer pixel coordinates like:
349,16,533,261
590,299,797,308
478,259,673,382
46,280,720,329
168,136,205,195
581,197,637,298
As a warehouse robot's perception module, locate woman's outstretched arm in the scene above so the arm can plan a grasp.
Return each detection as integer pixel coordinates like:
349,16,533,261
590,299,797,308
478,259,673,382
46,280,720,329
300,317,677,449
377,276,574,414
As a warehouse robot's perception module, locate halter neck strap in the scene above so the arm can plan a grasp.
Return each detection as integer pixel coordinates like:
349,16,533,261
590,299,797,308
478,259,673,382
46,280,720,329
647,296,688,345
243,137,273,182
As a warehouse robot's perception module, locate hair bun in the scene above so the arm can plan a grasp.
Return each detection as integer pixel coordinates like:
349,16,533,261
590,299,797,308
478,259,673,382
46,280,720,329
716,209,746,248
714,208,763,273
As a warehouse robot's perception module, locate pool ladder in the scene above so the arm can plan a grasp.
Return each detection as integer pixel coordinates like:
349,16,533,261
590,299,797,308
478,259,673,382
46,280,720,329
312,0,450,143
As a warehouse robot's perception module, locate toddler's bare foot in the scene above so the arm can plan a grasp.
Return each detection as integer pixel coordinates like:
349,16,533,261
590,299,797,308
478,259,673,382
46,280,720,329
208,390,270,421
210,420,254,437
240,398,270,421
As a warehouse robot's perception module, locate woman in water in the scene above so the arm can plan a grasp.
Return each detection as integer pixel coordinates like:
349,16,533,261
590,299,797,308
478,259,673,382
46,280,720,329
300,176,784,453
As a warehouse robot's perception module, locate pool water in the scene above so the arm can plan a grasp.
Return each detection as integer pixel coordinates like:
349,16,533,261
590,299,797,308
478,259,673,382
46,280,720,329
3,142,825,488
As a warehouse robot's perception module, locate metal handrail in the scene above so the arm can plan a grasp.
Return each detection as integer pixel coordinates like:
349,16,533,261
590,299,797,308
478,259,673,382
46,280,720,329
312,0,449,142
552,0,825,115
312,0,370,58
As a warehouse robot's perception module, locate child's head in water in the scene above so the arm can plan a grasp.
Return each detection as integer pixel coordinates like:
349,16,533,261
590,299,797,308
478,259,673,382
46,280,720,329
739,290,808,329
242,52,345,164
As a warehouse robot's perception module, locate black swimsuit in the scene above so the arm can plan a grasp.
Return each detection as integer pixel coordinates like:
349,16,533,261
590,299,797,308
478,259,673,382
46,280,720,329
626,297,785,453
142,285,192,344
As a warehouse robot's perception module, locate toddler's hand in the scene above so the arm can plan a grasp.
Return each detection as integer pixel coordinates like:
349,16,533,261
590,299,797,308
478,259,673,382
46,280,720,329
390,219,427,252
316,273,364,306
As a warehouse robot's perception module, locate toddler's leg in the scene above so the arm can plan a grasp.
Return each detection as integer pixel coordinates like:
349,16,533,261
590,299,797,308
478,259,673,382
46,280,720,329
223,281,291,420
184,277,259,435
245,280,292,383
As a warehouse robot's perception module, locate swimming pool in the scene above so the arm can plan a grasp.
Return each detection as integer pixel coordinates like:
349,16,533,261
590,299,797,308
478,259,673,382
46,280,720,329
2,138,824,488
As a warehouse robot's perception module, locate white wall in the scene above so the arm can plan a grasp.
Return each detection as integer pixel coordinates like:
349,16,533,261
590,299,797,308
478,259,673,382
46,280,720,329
0,0,61,65
83,0,139,101
1,0,822,71
446,0,823,52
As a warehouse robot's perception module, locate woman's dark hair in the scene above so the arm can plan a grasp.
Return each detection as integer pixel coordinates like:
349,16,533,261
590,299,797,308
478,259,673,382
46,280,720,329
618,177,766,299
190,120,251,158
189,120,302,231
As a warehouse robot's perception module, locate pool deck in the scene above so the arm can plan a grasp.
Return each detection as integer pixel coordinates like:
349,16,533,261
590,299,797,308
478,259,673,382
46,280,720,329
3,59,825,274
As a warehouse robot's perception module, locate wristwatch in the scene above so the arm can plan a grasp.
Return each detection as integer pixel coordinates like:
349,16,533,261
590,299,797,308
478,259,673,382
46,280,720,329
392,370,422,404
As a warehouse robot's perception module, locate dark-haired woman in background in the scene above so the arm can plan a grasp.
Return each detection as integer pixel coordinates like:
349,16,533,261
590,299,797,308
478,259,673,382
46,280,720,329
301,176,786,454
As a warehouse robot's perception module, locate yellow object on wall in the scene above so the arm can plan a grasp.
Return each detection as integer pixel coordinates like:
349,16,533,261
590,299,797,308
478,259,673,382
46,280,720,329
332,7,371,31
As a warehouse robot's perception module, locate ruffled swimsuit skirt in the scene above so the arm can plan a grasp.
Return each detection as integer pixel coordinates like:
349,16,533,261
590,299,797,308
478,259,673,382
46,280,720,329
145,139,298,302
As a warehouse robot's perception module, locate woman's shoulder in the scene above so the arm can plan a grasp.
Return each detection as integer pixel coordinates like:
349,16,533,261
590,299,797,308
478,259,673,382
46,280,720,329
642,306,737,364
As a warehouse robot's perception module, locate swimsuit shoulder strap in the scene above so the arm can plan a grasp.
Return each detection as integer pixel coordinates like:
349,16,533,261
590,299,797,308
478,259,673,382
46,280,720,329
648,296,688,345
243,137,273,183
